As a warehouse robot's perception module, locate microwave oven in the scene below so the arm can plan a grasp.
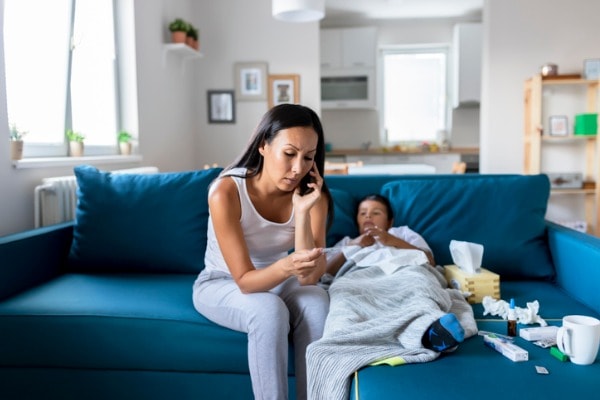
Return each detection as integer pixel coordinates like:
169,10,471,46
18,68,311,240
320,69,376,109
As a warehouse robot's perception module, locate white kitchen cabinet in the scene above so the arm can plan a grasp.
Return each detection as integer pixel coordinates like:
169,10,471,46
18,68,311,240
320,27,377,70
320,29,343,69
453,23,482,107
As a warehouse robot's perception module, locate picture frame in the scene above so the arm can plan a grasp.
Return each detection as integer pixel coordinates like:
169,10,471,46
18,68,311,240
548,115,569,136
267,74,300,109
583,58,600,80
207,90,235,123
234,62,268,101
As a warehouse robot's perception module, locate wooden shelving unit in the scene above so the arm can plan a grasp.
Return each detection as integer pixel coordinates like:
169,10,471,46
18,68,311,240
524,74,600,235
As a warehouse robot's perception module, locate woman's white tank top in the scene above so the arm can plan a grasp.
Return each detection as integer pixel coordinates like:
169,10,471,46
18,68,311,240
202,168,295,275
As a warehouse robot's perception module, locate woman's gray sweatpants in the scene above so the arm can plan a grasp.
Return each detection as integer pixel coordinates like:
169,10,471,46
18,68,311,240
193,271,329,400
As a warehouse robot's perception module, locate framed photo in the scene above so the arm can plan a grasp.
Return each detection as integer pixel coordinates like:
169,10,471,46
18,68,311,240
583,59,600,80
268,74,300,109
548,115,569,136
207,90,235,123
234,62,268,101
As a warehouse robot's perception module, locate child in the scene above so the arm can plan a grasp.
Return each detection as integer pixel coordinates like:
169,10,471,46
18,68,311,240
324,194,465,352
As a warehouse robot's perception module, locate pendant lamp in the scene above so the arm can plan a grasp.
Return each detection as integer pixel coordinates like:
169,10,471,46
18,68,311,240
272,0,325,23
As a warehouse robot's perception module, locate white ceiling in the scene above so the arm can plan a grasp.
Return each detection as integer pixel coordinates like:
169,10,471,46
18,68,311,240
324,0,483,20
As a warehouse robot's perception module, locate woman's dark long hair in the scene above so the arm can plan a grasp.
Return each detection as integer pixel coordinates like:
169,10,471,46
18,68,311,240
224,103,334,230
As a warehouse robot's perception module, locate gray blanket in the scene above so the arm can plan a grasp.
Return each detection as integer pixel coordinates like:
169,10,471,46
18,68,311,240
307,263,478,400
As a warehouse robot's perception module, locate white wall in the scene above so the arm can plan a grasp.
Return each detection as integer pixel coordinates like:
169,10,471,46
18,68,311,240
0,0,320,236
192,0,321,168
481,0,600,173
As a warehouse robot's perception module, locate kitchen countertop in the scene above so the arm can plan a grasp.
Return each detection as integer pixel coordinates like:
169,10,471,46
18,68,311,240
326,147,479,156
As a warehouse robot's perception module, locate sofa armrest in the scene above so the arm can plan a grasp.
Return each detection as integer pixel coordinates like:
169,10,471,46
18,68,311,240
547,221,600,314
0,222,73,301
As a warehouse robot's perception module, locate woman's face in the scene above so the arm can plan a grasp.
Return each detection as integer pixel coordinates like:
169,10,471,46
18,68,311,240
259,127,318,192
356,200,392,233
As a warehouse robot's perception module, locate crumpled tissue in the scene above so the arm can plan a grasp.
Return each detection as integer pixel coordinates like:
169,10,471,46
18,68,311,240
482,296,547,326
449,240,483,273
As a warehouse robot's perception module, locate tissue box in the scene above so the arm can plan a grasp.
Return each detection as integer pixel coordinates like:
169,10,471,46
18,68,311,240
444,264,500,304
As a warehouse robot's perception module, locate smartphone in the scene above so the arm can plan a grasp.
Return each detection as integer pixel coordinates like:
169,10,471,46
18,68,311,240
298,164,316,196
298,173,315,196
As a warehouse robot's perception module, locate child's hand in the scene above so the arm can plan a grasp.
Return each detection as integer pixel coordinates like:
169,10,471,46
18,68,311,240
349,233,376,248
364,226,397,246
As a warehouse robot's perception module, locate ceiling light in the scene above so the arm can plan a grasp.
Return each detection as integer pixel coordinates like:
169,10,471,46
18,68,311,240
272,0,325,23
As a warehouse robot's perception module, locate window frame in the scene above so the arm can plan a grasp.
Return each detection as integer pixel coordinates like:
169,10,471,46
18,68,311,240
4,0,134,160
378,43,452,146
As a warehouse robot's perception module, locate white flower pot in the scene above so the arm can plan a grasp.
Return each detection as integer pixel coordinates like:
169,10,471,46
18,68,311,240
69,141,84,157
10,140,24,160
119,141,132,155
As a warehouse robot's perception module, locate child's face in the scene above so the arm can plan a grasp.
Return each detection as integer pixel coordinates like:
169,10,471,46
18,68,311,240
356,200,392,233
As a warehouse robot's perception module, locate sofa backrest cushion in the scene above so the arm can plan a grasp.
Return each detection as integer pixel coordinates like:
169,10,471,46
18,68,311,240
67,165,222,274
380,174,554,280
327,189,359,246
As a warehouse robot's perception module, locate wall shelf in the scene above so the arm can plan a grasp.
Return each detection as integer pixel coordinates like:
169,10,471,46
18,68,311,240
162,43,203,72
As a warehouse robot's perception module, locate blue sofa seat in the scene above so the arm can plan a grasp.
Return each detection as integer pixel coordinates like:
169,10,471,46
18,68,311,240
0,273,248,373
1,167,600,400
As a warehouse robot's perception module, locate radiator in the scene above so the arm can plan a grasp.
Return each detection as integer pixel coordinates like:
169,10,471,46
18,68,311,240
34,166,159,228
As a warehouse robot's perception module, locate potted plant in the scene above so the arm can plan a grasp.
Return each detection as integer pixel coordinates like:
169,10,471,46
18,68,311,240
168,18,188,44
117,130,134,155
186,24,199,50
66,129,85,157
9,123,26,160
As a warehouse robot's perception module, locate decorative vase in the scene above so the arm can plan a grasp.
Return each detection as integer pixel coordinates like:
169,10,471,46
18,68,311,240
69,141,84,157
171,31,187,44
10,140,24,160
119,141,132,156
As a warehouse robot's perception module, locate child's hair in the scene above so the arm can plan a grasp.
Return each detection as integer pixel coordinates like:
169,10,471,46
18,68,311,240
357,194,394,222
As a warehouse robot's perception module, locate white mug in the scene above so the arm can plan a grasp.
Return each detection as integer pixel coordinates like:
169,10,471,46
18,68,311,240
556,315,600,365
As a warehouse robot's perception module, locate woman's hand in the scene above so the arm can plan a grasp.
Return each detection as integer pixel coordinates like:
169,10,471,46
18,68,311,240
284,248,324,280
293,164,323,214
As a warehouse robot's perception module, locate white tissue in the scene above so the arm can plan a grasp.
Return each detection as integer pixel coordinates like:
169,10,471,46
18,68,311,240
481,296,548,326
449,240,483,273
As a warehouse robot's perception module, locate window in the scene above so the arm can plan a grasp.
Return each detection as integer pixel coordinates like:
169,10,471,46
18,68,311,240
3,0,135,158
381,45,450,145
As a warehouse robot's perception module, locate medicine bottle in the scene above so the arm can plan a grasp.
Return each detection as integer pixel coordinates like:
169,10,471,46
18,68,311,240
507,298,517,337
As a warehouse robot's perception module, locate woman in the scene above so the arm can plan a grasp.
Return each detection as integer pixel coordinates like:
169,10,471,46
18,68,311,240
193,104,333,400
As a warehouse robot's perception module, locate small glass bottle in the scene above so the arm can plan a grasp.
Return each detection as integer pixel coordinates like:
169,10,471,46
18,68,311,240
507,298,517,337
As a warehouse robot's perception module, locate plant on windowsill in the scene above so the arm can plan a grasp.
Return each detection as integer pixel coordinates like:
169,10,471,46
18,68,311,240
117,130,134,156
9,123,27,161
66,129,85,157
169,18,189,45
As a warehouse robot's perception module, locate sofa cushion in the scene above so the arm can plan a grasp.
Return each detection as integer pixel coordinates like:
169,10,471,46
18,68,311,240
68,165,222,273
380,175,554,280
0,273,251,373
327,189,359,247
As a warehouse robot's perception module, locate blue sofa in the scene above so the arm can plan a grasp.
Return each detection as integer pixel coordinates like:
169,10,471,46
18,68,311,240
1,166,599,400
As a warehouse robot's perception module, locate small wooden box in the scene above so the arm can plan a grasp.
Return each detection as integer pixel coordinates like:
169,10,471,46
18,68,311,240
444,264,500,304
